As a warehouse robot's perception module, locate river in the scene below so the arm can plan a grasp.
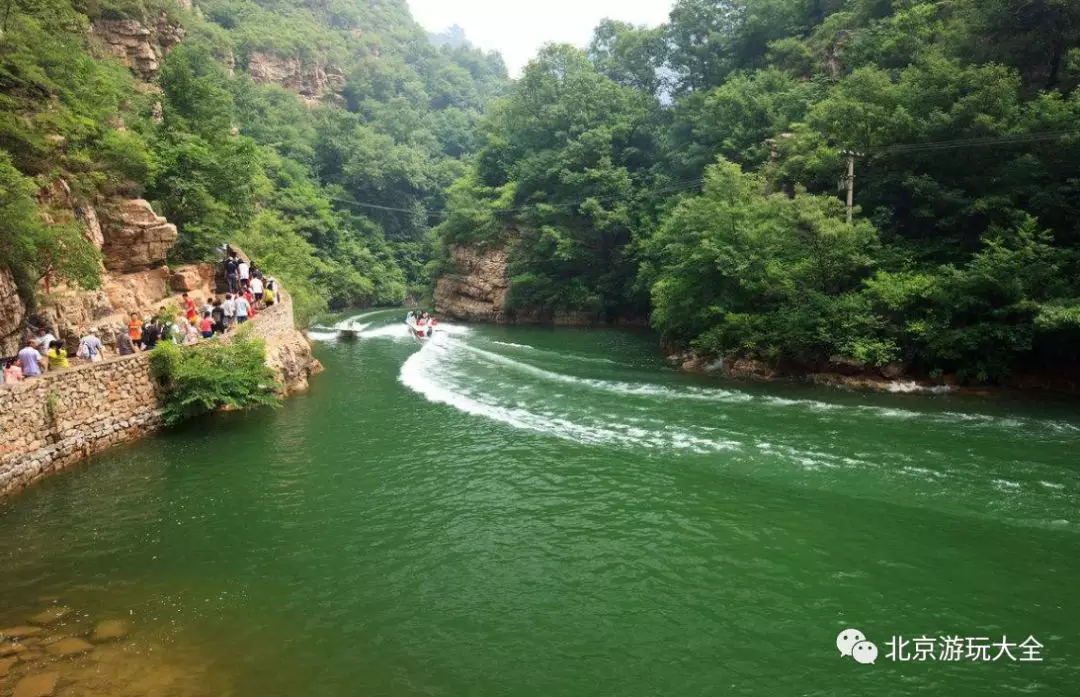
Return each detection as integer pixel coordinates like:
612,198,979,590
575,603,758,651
1,310,1078,696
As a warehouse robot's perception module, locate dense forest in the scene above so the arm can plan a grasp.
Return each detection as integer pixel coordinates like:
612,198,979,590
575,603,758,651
1,0,506,321
3,0,1080,382
438,0,1080,382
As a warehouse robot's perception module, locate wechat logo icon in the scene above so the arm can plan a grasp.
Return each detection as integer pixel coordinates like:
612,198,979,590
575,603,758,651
837,628,878,665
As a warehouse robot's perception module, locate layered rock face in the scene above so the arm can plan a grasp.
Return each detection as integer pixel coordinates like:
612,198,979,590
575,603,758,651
247,52,346,103
99,199,178,273
92,16,184,81
433,246,510,322
0,269,24,357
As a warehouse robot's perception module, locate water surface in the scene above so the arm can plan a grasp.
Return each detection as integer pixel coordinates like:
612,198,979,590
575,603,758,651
2,311,1078,695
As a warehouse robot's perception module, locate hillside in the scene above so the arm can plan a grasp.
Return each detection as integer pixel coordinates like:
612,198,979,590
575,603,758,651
433,0,1080,384
0,0,507,351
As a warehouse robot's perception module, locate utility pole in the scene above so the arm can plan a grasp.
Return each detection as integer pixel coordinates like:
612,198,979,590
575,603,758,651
839,150,862,224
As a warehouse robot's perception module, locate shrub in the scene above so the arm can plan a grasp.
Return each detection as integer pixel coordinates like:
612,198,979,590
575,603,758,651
149,337,280,425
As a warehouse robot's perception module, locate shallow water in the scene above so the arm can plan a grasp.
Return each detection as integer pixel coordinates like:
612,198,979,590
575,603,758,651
2,311,1079,695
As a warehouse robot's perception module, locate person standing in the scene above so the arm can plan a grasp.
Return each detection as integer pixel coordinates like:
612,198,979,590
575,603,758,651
225,254,240,294
235,293,250,324
182,293,197,322
140,319,160,351
77,330,104,362
115,327,136,356
182,318,201,344
238,258,250,290
47,340,69,369
36,327,56,353
18,339,43,377
223,293,237,329
128,312,144,351
211,300,226,334
249,275,264,305
199,312,214,338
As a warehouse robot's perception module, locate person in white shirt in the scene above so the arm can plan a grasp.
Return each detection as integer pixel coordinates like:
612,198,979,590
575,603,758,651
238,260,250,288
249,276,264,304
235,295,250,324
222,293,237,328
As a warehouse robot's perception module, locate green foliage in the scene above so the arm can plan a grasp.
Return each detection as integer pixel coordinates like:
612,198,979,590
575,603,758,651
1,0,507,323
648,159,881,365
433,0,1080,382
150,337,280,426
0,151,102,302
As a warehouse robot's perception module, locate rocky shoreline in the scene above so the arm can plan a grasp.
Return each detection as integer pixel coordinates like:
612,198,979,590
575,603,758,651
0,600,220,697
668,350,1080,397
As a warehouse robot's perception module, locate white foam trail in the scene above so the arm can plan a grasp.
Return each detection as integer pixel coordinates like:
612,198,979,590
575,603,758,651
307,330,338,343
399,342,740,452
459,343,753,402
491,340,618,365
886,380,955,394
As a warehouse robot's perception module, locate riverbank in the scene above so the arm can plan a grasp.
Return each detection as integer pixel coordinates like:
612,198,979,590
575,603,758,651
668,349,1080,396
0,290,320,500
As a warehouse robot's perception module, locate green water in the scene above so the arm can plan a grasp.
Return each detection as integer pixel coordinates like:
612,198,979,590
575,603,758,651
2,311,1079,695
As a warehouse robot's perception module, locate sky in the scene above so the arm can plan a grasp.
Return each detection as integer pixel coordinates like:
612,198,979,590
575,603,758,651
407,0,676,77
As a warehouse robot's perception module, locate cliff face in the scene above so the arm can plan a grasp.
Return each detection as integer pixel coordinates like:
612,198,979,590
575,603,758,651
0,269,24,357
99,199,178,273
433,244,646,326
92,15,184,81
433,246,510,322
247,52,346,104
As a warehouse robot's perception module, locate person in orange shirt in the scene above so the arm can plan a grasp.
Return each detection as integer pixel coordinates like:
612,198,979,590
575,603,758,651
128,312,144,350
182,293,197,322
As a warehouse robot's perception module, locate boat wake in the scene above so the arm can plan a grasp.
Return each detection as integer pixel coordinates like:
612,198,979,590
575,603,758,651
395,335,1080,529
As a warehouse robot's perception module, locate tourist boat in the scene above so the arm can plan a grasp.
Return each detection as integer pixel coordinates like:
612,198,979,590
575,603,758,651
405,316,436,340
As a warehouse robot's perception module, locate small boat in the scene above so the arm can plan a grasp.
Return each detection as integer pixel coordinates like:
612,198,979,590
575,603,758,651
405,316,436,340
338,328,359,340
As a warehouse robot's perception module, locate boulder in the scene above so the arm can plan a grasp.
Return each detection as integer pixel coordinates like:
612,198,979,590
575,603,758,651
0,656,15,677
12,672,59,697
28,607,71,625
44,637,93,657
0,643,27,657
1,626,43,640
99,199,177,272
170,265,203,292
90,620,130,643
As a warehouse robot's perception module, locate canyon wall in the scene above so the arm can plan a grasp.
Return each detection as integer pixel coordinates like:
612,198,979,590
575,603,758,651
433,245,510,323
433,244,646,326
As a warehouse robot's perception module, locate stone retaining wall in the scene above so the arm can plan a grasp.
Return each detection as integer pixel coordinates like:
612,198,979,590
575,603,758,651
0,289,318,499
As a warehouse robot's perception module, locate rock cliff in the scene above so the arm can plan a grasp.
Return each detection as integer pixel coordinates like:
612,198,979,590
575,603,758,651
99,199,178,273
433,246,510,322
0,269,25,357
91,15,184,81
247,52,346,104
433,244,646,326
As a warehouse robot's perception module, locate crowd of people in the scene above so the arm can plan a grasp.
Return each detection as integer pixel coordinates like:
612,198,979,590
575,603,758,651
1,252,278,385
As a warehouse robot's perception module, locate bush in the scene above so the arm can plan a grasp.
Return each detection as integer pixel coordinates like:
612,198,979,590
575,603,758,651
149,337,280,425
